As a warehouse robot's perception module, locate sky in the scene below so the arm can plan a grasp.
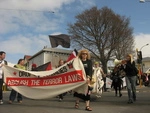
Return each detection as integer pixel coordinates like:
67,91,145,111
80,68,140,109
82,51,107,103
0,0,150,64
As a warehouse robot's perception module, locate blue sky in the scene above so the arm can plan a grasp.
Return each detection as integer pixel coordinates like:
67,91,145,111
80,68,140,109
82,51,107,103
0,0,150,64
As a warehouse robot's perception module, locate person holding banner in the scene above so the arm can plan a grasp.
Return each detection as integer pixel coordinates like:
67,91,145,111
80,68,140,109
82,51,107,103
8,59,26,104
74,49,93,111
0,51,7,105
57,59,67,102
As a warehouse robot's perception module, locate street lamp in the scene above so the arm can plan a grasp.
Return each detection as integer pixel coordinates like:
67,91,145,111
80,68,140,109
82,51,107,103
140,44,149,51
140,0,150,3
140,43,149,51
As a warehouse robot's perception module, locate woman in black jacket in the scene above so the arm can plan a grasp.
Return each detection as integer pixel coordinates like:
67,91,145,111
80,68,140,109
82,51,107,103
123,54,137,104
74,49,93,111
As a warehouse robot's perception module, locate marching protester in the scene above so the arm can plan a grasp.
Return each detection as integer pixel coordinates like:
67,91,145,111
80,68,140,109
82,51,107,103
122,54,137,104
111,65,123,97
57,59,67,102
73,49,93,111
92,62,105,98
8,59,26,104
0,51,7,105
31,63,37,71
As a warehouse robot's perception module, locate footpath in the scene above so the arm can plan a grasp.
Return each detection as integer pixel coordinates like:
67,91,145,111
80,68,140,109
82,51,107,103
106,85,150,93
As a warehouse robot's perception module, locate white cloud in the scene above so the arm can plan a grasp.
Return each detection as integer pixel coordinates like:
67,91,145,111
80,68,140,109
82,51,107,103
0,0,75,11
0,0,78,63
0,34,50,54
0,0,76,34
134,33,150,57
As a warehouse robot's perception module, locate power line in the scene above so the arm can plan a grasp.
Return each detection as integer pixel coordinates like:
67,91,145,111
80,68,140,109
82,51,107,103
0,8,54,13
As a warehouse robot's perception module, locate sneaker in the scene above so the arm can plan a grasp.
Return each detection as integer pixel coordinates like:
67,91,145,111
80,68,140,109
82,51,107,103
8,100,12,104
127,100,133,104
119,94,122,97
18,101,22,103
133,98,136,101
59,98,62,102
0,100,3,105
96,95,101,98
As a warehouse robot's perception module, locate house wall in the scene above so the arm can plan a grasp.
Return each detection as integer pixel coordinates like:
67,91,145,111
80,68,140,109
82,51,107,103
142,61,150,73
28,48,72,70
44,51,69,68
28,53,45,70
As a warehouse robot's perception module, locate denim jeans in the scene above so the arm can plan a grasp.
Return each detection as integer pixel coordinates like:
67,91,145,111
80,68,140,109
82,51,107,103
9,89,22,101
125,76,137,101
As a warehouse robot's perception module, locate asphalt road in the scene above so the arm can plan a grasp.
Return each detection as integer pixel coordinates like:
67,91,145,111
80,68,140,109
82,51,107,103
0,86,150,113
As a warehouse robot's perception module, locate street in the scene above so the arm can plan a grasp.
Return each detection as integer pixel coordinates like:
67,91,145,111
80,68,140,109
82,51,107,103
0,86,150,113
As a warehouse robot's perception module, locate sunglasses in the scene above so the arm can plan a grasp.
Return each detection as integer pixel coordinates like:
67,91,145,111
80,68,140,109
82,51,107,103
82,53,88,55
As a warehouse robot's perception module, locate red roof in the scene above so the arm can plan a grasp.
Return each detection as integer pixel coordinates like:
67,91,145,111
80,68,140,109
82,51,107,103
24,55,32,61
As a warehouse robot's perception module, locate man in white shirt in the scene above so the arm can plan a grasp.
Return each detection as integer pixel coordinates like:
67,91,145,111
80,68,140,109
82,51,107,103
0,51,7,105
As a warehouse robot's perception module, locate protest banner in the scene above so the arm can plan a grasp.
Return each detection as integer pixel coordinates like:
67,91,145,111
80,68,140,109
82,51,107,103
3,57,87,99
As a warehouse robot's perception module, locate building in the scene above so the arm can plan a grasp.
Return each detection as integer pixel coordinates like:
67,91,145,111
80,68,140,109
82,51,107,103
27,46,73,70
142,57,150,73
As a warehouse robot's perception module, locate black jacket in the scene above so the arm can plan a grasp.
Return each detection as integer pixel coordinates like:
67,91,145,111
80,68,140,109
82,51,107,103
82,59,93,78
123,61,136,76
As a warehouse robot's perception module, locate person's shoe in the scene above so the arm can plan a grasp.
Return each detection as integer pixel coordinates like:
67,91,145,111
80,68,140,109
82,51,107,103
96,95,101,98
75,102,79,109
0,100,3,105
59,98,62,102
133,98,136,101
18,101,22,103
119,94,122,97
8,100,12,104
127,100,133,104
85,106,92,111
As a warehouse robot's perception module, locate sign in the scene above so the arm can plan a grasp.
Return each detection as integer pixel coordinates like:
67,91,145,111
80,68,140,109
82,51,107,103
3,57,87,99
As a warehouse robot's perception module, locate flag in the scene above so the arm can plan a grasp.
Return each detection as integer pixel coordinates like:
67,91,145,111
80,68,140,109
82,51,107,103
34,62,52,71
66,49,78,62
49,34,70,48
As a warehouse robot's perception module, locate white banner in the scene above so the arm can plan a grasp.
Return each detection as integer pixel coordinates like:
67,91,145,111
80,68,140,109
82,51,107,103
3,57,87,99
106,77,112,89
122,77,126,87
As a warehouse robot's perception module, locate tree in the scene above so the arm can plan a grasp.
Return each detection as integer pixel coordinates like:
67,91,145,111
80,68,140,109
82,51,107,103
68,6,134,73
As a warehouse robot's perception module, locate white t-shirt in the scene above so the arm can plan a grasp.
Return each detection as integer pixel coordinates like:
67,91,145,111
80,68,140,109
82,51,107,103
0,60,5,79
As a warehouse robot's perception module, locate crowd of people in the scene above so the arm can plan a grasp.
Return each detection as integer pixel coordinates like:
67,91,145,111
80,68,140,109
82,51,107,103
0,50,148,111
